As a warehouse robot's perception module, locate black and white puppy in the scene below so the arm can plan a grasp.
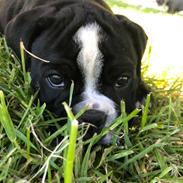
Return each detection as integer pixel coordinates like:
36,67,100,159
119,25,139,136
0,0,148,143
156,0,183,13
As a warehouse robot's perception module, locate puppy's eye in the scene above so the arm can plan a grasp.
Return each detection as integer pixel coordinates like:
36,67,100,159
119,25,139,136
115,75,130,88
47,74,65,88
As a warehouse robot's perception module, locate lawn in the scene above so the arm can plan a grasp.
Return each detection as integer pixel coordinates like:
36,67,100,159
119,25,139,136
0,1,183,183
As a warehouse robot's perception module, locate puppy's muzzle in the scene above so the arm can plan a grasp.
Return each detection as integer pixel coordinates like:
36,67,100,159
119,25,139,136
78,109,107,140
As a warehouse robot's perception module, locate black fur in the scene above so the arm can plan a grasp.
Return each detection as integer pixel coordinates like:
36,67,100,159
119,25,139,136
0,0,148,142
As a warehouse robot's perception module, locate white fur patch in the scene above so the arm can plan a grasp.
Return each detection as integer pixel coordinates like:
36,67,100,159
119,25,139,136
74,23,118,139
74,23,102,91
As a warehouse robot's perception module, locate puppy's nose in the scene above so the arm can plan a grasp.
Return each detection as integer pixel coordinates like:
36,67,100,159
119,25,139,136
79,109,106,126
79,110,107,126
78,109,107,139
91,102,100,109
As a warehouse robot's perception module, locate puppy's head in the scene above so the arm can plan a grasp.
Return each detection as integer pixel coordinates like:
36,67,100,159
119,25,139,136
5,0,148,144
156,0,166,6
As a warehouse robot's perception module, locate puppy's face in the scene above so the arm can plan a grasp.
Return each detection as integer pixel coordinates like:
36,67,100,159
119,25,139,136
156,0,165,6
5,1,148,143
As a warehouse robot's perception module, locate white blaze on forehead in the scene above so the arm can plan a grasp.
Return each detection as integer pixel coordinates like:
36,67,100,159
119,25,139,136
74,23,117,143
74,23,103,91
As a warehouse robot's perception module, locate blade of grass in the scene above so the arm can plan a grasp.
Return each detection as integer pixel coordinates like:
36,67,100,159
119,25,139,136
154,149,168,172
139,123,158,134
0,90,17,145
108,150,134,161
80,134,97,181
118,142,165,170
88,108,140,145
0,157,12,181
15,129,37,151
44,125,67,144
121,100,133,147
141,93,151,130
20,41,27,83
150,167,173,183
63,102,78,183
0,148,16,167
18,95,34,128
26,127,31,160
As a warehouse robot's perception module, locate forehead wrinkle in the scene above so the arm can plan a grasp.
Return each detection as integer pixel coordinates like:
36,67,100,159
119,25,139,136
74,22,103,92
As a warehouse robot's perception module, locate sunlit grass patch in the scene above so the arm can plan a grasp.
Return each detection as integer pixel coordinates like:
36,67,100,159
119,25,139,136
0,20,183,183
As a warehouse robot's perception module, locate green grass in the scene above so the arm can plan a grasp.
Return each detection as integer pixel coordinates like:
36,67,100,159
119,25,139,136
0,11,183,183
106,0,164,14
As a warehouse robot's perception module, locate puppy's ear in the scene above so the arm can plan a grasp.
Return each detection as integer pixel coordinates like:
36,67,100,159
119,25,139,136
116,15,149,104
4,6,56,69
116,15,148,77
